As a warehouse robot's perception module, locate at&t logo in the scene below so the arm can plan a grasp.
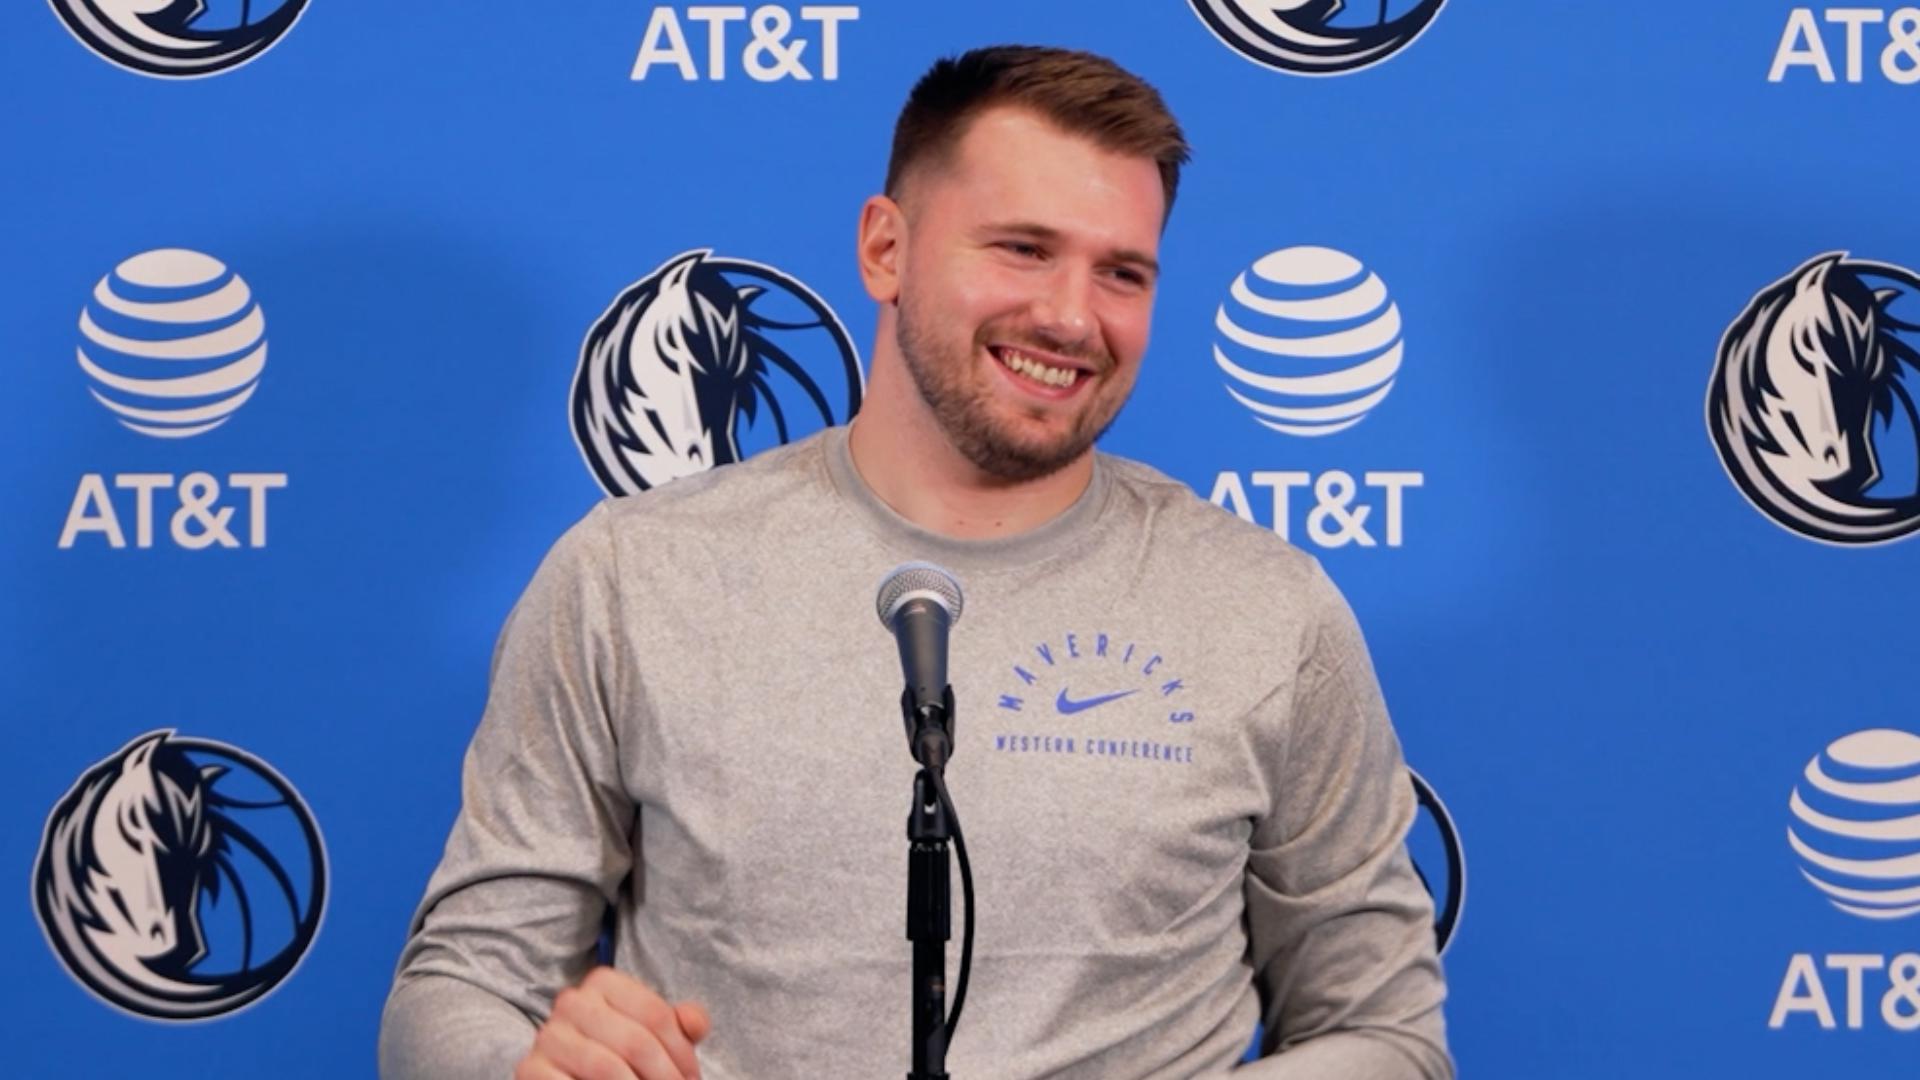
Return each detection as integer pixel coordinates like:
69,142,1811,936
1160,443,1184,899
50,0,309,78
1787,729,1920,919
1770,729,1920,1031
77,249,265,438
1207,246,1423,549
59,249,288,551
1769,8,1920,83
631,5,858,81
33,730,327,1020
1188,0,1447,76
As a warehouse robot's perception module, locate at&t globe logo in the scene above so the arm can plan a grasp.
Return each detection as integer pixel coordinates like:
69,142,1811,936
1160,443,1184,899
1189,0,1447,76
78,248,267,439
58,247,288,552
1206,244,1423,550
50,0,310,78
1770,728,1920,1032
1788,728,1920,919
572,249,863,495
1214,245,1402,437
32,731,327,1020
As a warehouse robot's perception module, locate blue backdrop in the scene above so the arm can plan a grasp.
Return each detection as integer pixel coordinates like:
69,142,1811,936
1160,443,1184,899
7,1,1920,1075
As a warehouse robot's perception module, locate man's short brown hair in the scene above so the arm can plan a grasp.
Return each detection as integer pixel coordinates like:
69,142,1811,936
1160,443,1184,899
885,45,1190,216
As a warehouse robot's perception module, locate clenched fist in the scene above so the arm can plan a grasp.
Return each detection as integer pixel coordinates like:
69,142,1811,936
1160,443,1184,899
514,967,712,1080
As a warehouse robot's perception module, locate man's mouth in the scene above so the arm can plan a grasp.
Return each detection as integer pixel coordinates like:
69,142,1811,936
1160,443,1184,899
989,345,1089,391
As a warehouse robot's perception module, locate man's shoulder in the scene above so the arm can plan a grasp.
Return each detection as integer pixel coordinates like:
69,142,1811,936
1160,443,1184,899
597,431,834,533
1097,448,1322,588
517,433,844,626
540,432,842,592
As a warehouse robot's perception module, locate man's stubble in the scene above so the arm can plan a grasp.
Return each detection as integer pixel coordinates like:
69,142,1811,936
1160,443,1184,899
892,289,1130,483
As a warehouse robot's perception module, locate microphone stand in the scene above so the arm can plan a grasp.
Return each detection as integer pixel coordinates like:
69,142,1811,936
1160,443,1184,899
903,686,956,1080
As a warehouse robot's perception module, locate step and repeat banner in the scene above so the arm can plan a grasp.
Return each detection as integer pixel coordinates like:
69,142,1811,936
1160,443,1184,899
4,2,1918,1076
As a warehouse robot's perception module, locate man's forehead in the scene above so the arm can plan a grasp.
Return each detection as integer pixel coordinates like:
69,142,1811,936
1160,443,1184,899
947,106,1141,181
912,106,1166,240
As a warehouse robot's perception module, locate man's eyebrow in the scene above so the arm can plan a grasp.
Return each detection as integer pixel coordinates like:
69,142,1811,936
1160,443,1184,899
980,221,1161,277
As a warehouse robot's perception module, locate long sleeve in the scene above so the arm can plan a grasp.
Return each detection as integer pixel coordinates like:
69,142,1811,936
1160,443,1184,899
1235,563,1453,1079
379,504,635,1079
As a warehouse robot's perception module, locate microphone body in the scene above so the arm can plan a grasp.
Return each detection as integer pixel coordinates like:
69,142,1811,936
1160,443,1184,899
876,563,965,771
890,596,952,718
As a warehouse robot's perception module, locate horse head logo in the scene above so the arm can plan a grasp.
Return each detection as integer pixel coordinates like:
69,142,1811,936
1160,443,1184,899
571,249,862,496
1408,768,1465,954
50,0,311,77
1189,0,1449,75
1708,253,1920,544
34,731,326,1020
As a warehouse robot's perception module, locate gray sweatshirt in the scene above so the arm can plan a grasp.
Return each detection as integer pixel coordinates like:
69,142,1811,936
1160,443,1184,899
379,426,1451,1079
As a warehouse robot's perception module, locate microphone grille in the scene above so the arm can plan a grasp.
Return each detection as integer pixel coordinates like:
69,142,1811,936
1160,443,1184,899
875,561,964,627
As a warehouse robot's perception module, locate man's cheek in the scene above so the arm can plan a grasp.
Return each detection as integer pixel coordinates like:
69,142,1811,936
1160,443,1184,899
1107,320,1152,370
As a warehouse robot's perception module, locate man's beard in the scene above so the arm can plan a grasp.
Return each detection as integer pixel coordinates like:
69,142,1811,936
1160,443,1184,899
894,292,1127,483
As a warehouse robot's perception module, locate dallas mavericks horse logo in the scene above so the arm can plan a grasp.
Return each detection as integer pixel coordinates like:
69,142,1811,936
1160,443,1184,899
572,249,863,496
33,731,326,1020
1188,0,1448,76
49,0,311,78
1408,768,1465,953
1708,253,1920,545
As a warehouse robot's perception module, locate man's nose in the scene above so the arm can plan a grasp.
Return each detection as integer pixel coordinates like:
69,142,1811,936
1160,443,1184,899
1029,265,1094,348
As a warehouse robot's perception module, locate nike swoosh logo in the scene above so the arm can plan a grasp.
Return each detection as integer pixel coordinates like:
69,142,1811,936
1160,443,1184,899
1056,687,1139,715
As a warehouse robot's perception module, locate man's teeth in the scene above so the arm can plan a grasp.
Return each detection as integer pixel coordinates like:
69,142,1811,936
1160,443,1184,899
1000,349,1079,387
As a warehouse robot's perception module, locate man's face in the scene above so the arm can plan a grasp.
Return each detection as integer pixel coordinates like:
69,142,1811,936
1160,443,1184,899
892,106,1165,481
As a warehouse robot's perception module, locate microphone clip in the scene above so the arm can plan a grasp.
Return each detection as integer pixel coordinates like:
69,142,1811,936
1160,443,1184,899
901,684,957,774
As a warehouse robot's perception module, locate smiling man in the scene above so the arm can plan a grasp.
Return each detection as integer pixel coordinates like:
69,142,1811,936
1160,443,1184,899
848,99,1160,535
382,46,1451,1080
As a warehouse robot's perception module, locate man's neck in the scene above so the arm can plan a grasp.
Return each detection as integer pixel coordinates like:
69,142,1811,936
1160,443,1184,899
846,377,1094,541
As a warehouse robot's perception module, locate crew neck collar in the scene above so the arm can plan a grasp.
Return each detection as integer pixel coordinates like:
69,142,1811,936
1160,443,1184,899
820,425,1112,575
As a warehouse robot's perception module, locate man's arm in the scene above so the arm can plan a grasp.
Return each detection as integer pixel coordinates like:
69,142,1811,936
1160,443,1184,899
379,504,637,1079
1235,563,1453,1079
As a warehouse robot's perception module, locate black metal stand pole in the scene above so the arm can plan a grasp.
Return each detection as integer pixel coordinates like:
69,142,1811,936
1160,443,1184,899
906,768,951,1080
902,684,957,1080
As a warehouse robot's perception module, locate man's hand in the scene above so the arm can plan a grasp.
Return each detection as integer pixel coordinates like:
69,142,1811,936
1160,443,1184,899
514,967,712,1080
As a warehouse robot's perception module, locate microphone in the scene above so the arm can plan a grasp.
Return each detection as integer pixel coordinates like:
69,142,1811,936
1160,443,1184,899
875,562,964,769
877,562,975,1072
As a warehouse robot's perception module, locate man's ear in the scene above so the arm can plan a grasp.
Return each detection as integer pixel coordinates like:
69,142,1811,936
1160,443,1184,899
857,194,905,305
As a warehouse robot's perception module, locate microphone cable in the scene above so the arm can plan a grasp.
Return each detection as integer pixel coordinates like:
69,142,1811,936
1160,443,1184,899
927,765,974,1041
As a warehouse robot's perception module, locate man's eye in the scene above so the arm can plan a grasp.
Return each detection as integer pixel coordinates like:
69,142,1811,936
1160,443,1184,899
1001,242,1042,258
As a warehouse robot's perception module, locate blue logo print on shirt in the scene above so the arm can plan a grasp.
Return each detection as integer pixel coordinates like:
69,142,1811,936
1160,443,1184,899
1054,688,1139,714
990,632,1196,766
